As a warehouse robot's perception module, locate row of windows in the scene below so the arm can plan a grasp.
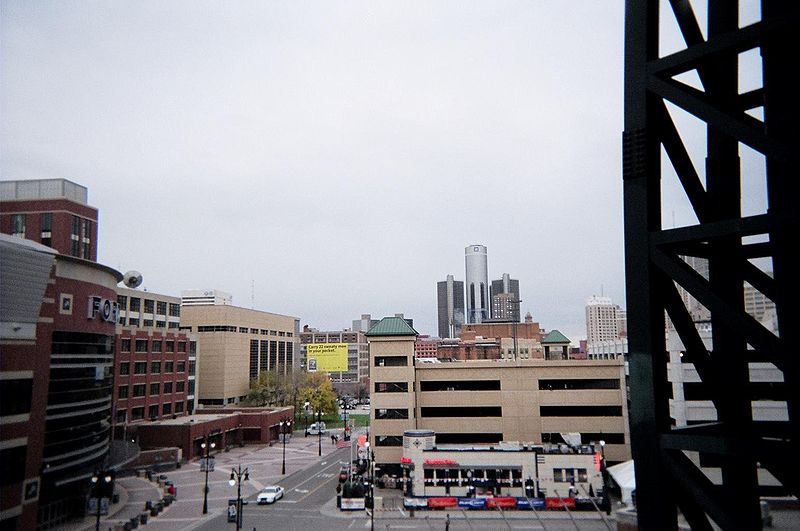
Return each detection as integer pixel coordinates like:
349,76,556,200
196,325,292,337
121,338,191,353
118,380,192,398
116,400,189,422
120,360,194,375
376,379,621,393
120,318,179,329
117,296,181,317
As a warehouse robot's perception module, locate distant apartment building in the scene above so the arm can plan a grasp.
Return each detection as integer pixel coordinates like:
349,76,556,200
179,292,299,406
585,295,625,345
114,288,198,428
414,335,440,358
490,273,520,321
366,316,630,473
299,326,369,389
436,275,465,338
465,244,490,323
0,178,98,261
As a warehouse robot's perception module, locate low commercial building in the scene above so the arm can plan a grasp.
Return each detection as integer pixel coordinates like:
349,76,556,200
367,316,630,475
401,430,604,500
135,407,293,460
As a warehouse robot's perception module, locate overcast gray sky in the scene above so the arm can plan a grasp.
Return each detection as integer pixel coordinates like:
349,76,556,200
1,1,765,343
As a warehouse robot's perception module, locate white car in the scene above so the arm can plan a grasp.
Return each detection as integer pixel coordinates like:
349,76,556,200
257,485,284,504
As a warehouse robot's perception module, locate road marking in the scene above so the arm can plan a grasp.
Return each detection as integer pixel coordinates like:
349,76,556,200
294,488,309,493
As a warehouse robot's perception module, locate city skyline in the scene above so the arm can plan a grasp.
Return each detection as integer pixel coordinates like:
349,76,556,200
2,2,762,343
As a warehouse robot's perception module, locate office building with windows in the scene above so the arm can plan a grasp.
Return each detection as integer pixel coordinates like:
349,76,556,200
490,273,520,321
0,179,98,262
114,288,198,431
179,294,299,406
299,326,369,391
0,234,121,530
367,316,630,475
585,296,625,345
436,275,465,338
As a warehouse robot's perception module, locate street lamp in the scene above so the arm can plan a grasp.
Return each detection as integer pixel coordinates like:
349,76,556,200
317,408,324,456
364,442,374,531
511,298,522,360
280,418,292,475
90,470,112,531
340,399,350,441
228,465,249,531
304,400,310,437
599,440,610,515
200,437,216,514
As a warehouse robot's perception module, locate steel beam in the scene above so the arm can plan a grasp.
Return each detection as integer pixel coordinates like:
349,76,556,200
624,1,799,529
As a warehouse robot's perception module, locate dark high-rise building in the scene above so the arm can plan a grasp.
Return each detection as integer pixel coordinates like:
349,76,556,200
437,275,465,338
490,273,520,321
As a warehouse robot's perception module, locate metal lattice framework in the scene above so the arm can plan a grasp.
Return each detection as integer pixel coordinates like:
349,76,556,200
623,1,798,529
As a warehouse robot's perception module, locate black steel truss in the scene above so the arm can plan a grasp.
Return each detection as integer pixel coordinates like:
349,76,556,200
623,1,798,529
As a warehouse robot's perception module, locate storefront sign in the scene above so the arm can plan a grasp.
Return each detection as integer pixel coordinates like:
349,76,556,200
87,296,119,323
340,498,365,510
423,459,458,466
516,497,545,509
403,497,428,508
545,497,576,509
486,496,517,509
457,498,486,509
427,497,458,508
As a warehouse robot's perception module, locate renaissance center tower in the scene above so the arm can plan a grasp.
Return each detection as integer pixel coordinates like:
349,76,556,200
465,244,489,323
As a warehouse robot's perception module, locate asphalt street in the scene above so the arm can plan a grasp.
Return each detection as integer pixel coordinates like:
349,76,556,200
55,428,799,531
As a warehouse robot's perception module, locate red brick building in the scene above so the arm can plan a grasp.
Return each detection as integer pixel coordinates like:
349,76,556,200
0,234,121,530
114,288,198,436
0,179,99,261
135,407,294,460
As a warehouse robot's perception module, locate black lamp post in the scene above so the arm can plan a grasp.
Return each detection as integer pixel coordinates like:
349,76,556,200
317,408,324,457
280,418,292,475
200,437,215,514
599,440,610,515
228,465,249,531
364,442,374,531
90,470,112,531
340,399,350,441
303,400,310,437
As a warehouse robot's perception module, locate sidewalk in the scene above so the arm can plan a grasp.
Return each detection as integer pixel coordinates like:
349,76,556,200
54,475,163,531
54,427,348,531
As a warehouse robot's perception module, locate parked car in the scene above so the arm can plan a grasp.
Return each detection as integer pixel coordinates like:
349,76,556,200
307,422,327,435
257,485,285,504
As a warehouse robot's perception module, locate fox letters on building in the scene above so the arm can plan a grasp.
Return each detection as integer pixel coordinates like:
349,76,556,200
306,343,348,372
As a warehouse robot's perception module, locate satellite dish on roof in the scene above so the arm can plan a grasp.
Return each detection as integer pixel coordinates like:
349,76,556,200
123,270,143,288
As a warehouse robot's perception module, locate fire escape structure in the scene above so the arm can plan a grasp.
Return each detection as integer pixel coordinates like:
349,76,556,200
623,2,798,529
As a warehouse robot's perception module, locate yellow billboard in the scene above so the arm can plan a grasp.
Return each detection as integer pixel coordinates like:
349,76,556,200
306,343,348,372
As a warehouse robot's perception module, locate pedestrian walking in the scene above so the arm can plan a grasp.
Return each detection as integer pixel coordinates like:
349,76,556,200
445,513,450,531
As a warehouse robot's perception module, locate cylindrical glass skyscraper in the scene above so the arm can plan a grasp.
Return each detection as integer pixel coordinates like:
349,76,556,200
465,244,489,323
